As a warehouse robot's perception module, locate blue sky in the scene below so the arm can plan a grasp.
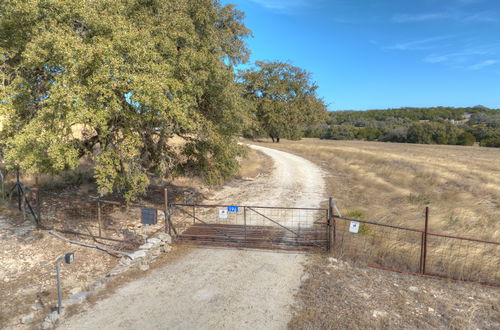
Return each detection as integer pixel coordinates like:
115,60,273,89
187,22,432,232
224,0,500,110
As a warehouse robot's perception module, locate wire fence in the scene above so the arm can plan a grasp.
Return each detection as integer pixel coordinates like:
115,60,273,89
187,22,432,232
332,208,500,286
1,174,498,286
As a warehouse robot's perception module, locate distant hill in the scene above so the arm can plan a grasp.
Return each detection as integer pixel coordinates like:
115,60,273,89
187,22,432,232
305,107,500,147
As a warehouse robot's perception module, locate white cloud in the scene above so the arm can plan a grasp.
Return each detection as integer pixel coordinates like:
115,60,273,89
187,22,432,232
393,13,449,23
387,36,453,51
393,11,499,23
468,59,499,70
249,0,308,10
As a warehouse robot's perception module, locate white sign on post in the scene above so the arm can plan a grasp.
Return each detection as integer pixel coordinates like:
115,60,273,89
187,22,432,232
219,209,228,219
349,221,360,233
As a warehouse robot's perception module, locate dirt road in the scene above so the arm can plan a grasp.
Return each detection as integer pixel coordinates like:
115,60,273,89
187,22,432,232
58,144,326,330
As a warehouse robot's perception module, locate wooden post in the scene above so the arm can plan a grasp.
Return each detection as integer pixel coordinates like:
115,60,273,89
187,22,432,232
97,199,102,237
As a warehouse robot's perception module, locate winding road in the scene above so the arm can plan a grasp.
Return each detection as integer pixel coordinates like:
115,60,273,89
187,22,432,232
58,144,326,330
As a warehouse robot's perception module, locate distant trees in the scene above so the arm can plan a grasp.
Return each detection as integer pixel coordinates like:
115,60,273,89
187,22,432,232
318,107,499,148
240,61,327,142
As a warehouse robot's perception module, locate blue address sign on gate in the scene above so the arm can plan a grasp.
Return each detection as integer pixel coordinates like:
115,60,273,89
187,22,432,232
227,205,239,213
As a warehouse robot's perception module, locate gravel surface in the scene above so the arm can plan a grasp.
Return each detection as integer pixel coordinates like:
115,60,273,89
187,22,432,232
58,144,326,330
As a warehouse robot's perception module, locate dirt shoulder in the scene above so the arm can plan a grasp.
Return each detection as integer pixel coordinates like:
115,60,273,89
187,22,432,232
290,255,500,330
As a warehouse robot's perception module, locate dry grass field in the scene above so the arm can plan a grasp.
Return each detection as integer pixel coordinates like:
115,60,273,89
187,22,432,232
253,139,499,240
251,139,499,284
250,139,500,329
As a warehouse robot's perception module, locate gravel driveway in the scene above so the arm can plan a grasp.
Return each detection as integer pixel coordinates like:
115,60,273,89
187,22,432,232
58,144,326,330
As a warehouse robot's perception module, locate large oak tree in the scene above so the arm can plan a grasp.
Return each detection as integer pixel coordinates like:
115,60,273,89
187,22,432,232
0,0,251,200
240,61,327,142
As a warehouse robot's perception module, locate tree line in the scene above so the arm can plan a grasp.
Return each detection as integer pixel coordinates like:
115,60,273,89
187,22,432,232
316,106,500,147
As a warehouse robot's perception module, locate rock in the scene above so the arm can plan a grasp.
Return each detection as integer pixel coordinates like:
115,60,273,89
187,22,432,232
147,238,161,245
408,286,419,293
89,279,107,291
31,302,42,311
157,233,172,244
150,247,161,256
109,266,127,277
119,257,132,266
161,245,172,253
41,320,52,329
328,257,338,263
68,291,93,303
139,242,154,250
428,307,435,312
69,287,81,295
139,264,150,271
44,311,59,326
372,310,388,318
20,313,34,324
129,250,147,260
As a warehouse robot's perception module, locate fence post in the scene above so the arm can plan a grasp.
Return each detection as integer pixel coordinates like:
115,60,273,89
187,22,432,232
16,168,21,211
164,188,170,235
97,198,102,237
421,207,429,274
33,187,41,227
328,197,334,252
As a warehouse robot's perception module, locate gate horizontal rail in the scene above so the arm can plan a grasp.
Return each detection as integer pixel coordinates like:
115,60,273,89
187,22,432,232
171,203,327,211
171,203,330,252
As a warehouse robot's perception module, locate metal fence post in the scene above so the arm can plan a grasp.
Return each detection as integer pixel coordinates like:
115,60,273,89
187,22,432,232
97,198,102,237
33,187,41,227
56,260,62,314
422,207,429,275
328,197,334,252
164,188,170,235
16,168,21,211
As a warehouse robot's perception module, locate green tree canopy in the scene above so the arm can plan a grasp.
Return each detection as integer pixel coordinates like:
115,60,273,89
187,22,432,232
239,61,327,142
0,0,251,200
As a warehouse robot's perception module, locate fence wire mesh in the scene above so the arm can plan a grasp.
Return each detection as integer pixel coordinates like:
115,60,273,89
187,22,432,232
333,216,500,286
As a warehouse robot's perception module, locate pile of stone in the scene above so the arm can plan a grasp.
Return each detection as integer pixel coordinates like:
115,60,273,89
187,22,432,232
32,232,173,329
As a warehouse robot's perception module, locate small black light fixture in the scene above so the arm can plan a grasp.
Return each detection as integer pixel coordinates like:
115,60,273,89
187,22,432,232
55,253,75,314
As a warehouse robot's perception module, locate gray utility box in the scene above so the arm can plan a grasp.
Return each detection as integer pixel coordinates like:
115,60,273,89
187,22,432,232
141,208,158,225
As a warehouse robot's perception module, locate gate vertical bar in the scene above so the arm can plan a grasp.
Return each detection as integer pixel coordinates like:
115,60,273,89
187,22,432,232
244,206,247,247
422,207,429,275
193,205,196,224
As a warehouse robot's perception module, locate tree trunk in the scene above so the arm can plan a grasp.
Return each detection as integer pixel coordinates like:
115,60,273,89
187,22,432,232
276,137,280,143
270,135,275,143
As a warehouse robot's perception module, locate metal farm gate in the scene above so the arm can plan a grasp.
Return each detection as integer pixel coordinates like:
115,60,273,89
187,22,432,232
170,203,331,252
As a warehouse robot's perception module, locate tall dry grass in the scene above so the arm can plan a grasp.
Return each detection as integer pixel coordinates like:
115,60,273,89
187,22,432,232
252,139,500,284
